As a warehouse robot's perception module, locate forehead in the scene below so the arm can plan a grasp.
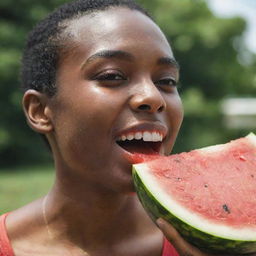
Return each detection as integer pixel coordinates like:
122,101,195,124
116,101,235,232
61,7,174,58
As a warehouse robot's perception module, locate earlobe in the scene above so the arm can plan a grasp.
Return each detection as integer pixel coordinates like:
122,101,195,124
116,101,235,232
22,90,53,134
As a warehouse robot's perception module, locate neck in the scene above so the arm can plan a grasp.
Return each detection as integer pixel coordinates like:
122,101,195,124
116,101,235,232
43,170,154,250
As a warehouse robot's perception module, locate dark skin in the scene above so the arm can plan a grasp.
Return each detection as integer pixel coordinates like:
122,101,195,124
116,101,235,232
5,7,255,256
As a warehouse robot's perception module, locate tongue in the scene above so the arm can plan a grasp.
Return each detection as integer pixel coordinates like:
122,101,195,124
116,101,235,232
121,141,157,154
121,141,162,164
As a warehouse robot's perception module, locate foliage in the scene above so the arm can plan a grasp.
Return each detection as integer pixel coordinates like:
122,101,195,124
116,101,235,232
0,0,65,166
0,0,255,166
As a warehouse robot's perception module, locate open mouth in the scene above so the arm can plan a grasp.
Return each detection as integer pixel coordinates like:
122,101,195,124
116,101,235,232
116,131,164,155
116,140,162,155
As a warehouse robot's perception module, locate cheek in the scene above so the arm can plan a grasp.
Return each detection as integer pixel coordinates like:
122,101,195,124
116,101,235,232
166,93,184,129
51,88,124,163
54,86,118,132
163,94,183,154
52,111,109,172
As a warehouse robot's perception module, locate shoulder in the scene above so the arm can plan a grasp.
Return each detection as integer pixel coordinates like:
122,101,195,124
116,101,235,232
5,197,45,238
3,198,48,256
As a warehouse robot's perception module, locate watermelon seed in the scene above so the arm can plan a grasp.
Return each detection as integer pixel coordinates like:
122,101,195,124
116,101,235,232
251,174,254,178
174,159,181,163
222,204,231,214
176,177,182,181
204,184,208,188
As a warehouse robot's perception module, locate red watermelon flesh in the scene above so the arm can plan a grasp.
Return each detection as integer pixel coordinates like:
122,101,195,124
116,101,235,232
147,137,256,228
132,133,256,254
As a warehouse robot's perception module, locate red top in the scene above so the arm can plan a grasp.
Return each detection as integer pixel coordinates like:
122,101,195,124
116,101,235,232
0,214,14,256
0,213,178,256
162,237,179,256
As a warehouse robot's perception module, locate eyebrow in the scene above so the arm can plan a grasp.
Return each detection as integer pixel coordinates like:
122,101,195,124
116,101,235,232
157,57,180,70
81,49,180,70
81,50,134,68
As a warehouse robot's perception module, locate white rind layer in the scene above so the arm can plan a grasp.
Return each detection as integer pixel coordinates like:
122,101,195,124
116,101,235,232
135,163,256,241
247,132,256,146
196,132,256,154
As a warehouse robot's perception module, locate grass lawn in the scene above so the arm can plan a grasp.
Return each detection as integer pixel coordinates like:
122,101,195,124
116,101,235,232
0,165,54,214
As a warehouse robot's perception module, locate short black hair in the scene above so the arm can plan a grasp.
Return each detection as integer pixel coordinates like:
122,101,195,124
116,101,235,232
21,0,151,97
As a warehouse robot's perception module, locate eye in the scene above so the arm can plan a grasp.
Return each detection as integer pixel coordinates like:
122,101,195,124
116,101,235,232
92,70,127,82
155,78,177,87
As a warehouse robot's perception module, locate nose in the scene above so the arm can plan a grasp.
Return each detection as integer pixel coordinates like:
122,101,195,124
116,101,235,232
129,80,166,113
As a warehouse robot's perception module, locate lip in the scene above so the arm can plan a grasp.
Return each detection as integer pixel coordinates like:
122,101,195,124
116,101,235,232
114,121,168,164
114,121,168,140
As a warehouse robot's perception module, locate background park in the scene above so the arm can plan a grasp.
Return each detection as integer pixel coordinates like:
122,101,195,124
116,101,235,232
0,0,255,213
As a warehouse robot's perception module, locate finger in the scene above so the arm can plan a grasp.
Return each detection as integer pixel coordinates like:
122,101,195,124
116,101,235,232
156,218,210,256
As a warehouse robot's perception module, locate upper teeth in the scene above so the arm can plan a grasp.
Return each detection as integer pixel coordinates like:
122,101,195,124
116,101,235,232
117,131,163,142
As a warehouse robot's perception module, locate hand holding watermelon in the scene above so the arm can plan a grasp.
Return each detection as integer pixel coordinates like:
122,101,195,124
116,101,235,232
157,218,256,256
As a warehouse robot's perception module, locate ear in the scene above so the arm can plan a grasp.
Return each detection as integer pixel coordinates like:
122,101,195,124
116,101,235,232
22,89,53,134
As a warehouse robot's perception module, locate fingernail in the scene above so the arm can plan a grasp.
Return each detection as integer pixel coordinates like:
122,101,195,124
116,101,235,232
156,218,164,228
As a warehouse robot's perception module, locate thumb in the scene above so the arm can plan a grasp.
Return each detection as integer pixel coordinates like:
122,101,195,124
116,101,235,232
156,218,180,243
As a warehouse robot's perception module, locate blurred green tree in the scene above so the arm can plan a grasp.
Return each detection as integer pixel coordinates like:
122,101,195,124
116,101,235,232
0,0,255,166
0,0,67,166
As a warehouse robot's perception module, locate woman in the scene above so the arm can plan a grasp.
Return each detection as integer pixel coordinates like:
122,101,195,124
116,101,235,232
0,0,253,255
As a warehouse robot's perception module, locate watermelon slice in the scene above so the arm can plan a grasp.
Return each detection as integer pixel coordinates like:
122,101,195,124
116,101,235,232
132,133,256,254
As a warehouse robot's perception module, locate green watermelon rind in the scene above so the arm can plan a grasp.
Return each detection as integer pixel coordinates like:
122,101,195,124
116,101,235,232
132,166,256,254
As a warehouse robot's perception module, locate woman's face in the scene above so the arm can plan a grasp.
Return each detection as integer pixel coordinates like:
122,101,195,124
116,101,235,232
48,7,183,193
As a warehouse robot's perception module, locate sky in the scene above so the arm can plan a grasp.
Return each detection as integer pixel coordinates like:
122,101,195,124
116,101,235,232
206,0,256,53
